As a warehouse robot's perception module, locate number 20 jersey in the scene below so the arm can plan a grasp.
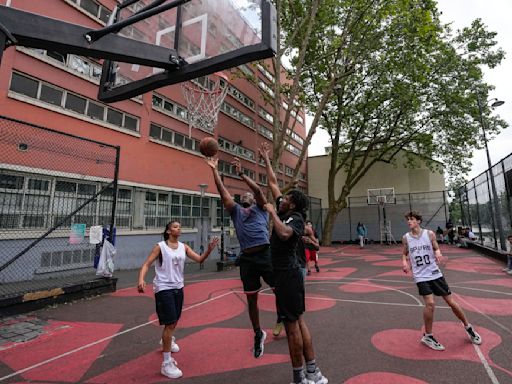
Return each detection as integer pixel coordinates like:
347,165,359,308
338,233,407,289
405,229,442,282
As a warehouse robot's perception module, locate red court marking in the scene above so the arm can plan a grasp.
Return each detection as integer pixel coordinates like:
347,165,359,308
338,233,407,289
0,321,122,382
257,292,337,313
149,291,246,327
86,328,289,383
445,262,503,276
345,372,429,384
111,279,242,304
471,278,512,289
454,293,512,316
317,257,342,267
371,321,512,376
338,279,407,293
305,267,357,281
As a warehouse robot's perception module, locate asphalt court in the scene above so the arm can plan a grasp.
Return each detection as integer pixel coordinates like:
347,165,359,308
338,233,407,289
0,244,511,383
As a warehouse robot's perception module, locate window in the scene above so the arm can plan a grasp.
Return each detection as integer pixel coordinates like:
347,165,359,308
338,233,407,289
40,84,63,106
228,85,255,110
152,93,189,123
10,73,139,132
72,0,111,23
149,123,200,153
220,101,254,128
10,73,38,98
259,108,273,124
65,93,87,114
218,137,255,161
258,124,273,140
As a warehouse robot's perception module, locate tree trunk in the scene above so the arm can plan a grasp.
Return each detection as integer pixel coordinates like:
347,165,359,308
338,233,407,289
322,206,339,245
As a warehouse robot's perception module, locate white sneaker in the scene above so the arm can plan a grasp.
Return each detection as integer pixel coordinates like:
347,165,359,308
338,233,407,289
161,359,182,378
171,336,180,353
465,326,482,345
421,334,445,351
290,379,314,384
502,267,511,272
305,368,328,384
159,336,180,353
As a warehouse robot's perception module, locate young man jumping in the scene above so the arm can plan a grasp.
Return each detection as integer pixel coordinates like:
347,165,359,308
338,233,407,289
402,211,482,351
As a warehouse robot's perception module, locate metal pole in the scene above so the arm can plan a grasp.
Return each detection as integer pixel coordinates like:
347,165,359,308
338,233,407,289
109,146,121,244
473,180,484,244
477,95,507,251
198,183,207,270
220,174,225,261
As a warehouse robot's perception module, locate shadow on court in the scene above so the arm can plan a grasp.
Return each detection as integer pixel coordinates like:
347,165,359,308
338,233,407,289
1,244,511,384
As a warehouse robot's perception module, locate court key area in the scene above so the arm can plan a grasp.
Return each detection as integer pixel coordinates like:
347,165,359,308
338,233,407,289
0,244,511,384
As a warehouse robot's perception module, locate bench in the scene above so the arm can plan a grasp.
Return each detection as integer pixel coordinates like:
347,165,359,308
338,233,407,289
466,241,507,263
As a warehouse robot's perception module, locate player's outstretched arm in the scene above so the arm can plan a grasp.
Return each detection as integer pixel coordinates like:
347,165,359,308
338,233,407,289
259,142,281,200
232,157,267,208
204,157,236,212
185,237,219,263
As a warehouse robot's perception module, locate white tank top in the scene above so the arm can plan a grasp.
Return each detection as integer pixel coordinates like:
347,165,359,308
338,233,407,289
405,229,442,282
153,241,186,293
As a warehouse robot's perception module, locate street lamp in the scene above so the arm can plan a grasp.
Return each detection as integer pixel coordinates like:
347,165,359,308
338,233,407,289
476,95,506,251
198,183,208,269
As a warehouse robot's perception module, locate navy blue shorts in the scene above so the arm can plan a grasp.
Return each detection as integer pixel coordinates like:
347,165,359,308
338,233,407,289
417,276,451,296
155,288,184,325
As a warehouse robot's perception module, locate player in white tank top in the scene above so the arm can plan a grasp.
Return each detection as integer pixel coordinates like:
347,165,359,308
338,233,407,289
137,220,219,379
404,229,442,282
401,211,482,351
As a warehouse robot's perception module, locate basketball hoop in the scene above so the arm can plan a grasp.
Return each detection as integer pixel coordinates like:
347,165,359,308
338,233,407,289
181,72,229,137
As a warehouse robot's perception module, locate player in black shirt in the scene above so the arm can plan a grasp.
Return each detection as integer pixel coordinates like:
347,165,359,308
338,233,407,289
261,143,328,384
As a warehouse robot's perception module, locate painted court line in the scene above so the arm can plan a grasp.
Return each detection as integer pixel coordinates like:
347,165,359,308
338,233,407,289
0,291,234,382
474,344,501,384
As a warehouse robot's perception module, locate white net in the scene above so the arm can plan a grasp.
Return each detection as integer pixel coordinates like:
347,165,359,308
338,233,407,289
181,73,229,136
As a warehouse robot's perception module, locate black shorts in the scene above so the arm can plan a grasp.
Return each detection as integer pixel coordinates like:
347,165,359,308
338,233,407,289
417,276,451,296
155,288,184,325
274,268,305,322
239,247,274,294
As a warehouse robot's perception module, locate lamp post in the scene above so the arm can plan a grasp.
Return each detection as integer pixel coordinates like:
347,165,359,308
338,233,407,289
476,95,506,251
198,183,208,269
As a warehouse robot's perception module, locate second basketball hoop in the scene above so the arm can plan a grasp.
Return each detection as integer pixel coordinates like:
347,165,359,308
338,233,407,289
181,72,229,137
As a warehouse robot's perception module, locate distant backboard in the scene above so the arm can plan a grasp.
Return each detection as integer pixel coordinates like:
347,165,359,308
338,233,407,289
367,188,396,205
98,0,276,102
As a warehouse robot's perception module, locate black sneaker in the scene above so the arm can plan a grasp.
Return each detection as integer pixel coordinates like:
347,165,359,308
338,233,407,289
253,330,266,358
315,265,320,273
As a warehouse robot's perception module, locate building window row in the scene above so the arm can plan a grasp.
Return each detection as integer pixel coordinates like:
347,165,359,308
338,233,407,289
228,85,255,111
218,160,255,180
152,94,188,121
221,101,254,128
257,63,275,83
0,171,219,231
66,0,111,23
286,142,301,156
258,124,273,140
218,137,255,161
149,123,200,153
290,109,304,125
258,107,273,124
287,129,305,145
258,173,268,185
9,72,139,132
258,79,275,98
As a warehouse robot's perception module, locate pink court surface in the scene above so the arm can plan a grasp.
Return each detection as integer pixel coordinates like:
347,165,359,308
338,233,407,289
0,244,511,383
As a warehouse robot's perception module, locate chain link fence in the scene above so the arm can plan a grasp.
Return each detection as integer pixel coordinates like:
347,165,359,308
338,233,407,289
0,116,120,301
457,153,512,251
321,191,449,243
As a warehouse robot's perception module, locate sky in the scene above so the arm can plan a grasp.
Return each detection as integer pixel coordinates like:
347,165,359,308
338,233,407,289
307,0,512,182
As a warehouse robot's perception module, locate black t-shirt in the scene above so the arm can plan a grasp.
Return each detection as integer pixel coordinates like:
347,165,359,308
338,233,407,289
270,197,305,270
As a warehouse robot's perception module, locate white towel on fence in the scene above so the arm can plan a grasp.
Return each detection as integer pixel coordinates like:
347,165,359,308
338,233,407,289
96,240,115,277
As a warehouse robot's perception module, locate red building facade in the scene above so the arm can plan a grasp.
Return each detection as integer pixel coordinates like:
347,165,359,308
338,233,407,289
0,0,307,266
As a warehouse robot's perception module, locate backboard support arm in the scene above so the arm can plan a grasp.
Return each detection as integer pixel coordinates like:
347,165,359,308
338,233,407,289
0,6,179,69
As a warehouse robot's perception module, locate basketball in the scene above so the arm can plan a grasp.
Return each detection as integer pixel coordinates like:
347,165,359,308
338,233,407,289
199,137,219,157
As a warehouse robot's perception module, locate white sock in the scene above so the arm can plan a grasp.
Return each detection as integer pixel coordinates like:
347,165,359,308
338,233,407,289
163,352,171,363
465,324,472,330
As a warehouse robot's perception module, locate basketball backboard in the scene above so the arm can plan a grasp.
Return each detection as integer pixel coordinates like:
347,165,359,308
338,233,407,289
98,0,277,102
367,188,396,205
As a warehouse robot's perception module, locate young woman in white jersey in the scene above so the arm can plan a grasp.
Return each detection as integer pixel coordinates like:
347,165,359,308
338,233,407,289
401,211,482,351
137,220,218,379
